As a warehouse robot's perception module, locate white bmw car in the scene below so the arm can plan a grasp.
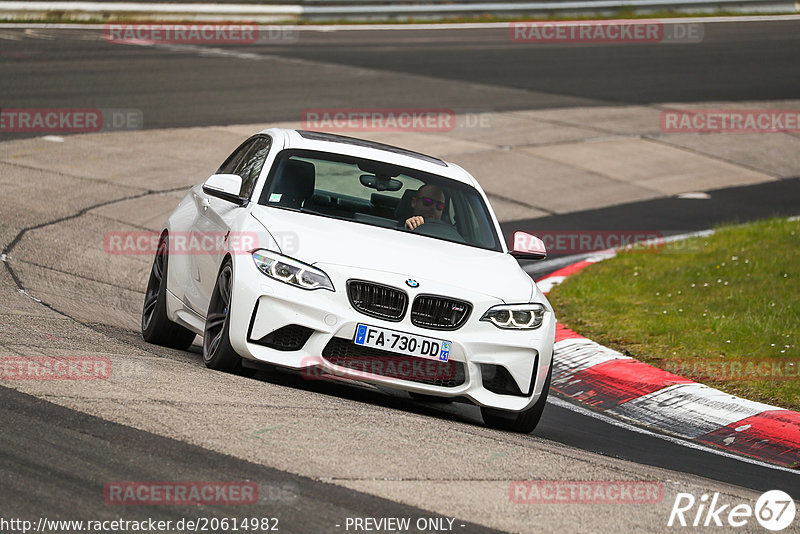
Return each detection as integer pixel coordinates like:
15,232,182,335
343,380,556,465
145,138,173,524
142,128,556,432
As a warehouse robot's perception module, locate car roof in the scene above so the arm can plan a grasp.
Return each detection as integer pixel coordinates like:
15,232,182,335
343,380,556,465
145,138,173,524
259,128,477,186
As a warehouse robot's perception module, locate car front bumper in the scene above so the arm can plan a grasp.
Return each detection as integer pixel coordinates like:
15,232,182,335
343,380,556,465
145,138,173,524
227,257,555,412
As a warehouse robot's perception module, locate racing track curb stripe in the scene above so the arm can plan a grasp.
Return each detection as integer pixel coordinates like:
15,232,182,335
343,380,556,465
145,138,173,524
538,249,800,469
697,410,800,467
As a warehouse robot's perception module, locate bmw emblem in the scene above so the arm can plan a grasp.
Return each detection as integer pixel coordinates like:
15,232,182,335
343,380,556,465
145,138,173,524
406,279,419,288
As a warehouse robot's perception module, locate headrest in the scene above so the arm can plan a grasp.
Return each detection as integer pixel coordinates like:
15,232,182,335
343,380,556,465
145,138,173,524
394,189,418,221
275,159,315,201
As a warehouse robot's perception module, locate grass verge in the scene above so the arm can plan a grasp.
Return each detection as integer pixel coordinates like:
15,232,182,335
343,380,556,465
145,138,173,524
547,217,799,411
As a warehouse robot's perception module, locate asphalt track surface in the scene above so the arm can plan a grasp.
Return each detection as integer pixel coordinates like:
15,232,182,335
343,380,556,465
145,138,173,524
0,385,497,531
0,20,799,133
501,177,800,238
2,20,800,532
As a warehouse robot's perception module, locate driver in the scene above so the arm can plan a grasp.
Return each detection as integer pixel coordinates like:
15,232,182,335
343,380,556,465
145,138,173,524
404,185,446,231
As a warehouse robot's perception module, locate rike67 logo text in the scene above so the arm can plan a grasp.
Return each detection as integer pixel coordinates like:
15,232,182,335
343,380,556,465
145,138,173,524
668,490,795,531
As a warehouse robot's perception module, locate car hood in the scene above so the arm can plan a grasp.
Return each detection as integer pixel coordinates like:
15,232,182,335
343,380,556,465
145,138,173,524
250,206,534,302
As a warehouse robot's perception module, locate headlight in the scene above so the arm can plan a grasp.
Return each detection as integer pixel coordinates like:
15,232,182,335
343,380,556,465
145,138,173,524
481,303,546,329
252,249,334,291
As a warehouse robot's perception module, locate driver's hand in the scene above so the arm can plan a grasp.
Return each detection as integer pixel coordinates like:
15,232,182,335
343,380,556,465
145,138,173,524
405,216,425,230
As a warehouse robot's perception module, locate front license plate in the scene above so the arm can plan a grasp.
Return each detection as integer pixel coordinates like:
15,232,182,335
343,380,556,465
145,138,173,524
353,324,452,362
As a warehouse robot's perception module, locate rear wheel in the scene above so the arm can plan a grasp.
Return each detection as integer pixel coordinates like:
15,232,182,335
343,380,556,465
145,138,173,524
203,259,250,374
141,236,196,350
481,360,552,433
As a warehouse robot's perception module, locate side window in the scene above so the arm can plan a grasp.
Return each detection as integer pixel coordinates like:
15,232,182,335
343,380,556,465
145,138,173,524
462,194,496,249
236,137,271,199
217,139,254,176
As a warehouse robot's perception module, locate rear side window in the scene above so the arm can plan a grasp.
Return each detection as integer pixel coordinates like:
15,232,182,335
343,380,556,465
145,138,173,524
216,136,272,199
237,137,271,198
217,140,253,175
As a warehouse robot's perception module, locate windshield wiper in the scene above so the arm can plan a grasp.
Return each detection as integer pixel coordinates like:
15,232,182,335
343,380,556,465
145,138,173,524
269,204,352,222
267,205,325,216
299,207,329,217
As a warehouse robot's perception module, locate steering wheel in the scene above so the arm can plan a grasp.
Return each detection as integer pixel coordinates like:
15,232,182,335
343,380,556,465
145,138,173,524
413,219,465,243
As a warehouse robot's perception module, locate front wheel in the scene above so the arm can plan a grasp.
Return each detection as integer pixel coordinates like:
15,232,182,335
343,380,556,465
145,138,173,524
481,360,552,433
203,259,249,374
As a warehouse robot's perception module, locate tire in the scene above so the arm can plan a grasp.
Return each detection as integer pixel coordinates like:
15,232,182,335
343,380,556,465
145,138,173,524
202,258,250,374
141,236,197,350
481,359,552,434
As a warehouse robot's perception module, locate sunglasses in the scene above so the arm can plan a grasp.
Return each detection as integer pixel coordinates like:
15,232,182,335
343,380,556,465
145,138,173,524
418,197,445,210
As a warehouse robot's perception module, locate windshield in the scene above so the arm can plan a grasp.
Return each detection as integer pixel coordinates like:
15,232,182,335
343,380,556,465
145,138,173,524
258,149,502,252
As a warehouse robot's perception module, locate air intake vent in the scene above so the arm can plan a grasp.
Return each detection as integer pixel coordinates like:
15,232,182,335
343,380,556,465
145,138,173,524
347,280,408,322
481,354,538,397
410,295,472,330
322,337,466,388
251,324,313,351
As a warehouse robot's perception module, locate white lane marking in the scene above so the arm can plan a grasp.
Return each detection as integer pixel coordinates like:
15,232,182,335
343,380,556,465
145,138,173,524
0,30,24,40
111,38,155,46
112,40,280,60
552,337,631,383
3,14,800,31
609,383,783,439
536,275,565,293
548,396,800,475
23,28,57,39
105,37,271,60
677,191,712,199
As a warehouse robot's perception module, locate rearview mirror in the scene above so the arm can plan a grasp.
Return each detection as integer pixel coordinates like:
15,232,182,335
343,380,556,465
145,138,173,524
357,160,400,177
360,174,403,192
510,231,547,260
202,174,248,206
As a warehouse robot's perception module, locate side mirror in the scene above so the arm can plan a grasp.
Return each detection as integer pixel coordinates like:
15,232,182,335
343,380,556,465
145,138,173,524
510,231,547,260
202,174,248,206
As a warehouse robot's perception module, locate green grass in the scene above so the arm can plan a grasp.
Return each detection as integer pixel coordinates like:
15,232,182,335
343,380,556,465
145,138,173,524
547,217,800,410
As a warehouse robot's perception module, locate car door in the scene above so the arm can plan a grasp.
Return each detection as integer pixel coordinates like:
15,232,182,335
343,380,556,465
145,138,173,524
184,135,272,317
